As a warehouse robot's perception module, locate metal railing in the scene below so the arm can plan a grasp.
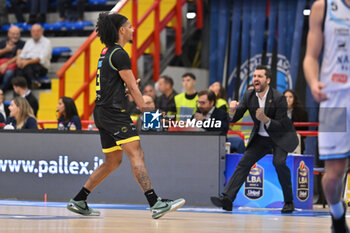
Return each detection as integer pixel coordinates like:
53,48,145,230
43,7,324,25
29,121,319,135
229,122,319,137
56,0,203,120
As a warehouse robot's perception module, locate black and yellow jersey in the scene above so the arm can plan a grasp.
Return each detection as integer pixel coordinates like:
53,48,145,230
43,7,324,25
95,43,131,109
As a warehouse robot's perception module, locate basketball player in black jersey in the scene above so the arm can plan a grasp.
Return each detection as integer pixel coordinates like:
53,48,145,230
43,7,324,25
67,13,185,219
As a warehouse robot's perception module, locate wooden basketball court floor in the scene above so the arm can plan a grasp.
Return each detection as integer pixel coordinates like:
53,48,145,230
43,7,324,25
0,200,344,233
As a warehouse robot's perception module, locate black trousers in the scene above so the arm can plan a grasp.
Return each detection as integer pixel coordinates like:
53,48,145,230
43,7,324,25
58,0,85,20
17,63,48,86
9,0,25,22
222,134,293,203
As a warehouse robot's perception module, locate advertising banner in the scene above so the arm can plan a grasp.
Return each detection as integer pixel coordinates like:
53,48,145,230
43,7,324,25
225,153,314,209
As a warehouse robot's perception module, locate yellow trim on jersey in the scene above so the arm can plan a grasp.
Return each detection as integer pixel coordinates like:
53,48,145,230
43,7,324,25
102,145,122,153
109,48,121,71
116,136,140,146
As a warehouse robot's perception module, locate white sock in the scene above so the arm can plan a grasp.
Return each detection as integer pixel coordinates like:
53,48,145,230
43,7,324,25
330,202,344,219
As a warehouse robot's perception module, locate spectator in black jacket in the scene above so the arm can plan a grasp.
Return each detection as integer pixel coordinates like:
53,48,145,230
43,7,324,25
193,89,229,134
156,75,177,115
0,88,9,123
283,89,308,153
11,76,38,116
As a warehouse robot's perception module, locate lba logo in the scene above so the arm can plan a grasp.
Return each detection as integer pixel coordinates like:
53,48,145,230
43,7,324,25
143,110,161,129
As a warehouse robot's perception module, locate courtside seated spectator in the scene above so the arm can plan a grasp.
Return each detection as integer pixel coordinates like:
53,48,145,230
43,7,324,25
209,81,229,112
17,24,51,88
5,96,37,129
283,89,308,153
175,72,198,121
0,25,25,92
57,96,81,130
156,75,177,116
136,95,158,131
58,0,86,22
0,88,9,123
193,89,229,134
143,82,158,104
11,76,38,116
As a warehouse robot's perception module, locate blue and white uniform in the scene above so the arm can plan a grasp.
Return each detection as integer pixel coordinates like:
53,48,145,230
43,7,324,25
319,0,350,160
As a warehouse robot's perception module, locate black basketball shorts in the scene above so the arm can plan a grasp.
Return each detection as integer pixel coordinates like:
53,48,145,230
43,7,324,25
93,106,140,153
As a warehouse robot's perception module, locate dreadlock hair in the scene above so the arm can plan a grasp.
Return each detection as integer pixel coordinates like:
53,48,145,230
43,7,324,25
96,12,128,47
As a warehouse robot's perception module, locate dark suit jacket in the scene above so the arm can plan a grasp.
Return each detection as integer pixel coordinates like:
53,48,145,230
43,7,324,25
0,104,9,123
231,87,298,152
25,92,39,117
195,107,229,134
4,104,9,117
0,112,4,123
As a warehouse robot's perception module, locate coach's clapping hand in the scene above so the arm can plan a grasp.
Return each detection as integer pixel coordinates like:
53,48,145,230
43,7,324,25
229,100,239,114
256,108,269,124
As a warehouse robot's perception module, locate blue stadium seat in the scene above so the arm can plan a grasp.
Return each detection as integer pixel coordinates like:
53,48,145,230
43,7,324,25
1,24,11,31
37,76,49,82
14,22,27,28
37,76,51,89
21,23,32,31
88,0,107,5
1,23,32,31
43,22,64,31
64,21,84,30
80,21,94,27
64,21,93,30
52,47,72,56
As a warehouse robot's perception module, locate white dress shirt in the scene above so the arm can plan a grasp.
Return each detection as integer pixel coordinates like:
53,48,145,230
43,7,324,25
20,36,52,69
22,89,31,98
0,103,6,121
256,87,271,137
204,106,215,120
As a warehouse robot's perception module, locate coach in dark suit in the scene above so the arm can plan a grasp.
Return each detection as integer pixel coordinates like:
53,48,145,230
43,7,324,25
193,89,229,134
211,65,298,213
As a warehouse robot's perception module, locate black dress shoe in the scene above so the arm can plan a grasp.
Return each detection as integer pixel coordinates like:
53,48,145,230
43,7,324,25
331,201,349,233
210,196,232,211
281,202,295,213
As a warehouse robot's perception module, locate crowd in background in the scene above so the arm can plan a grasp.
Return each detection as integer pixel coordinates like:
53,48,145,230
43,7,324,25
0,0,86,25
0,24,52,91
0,69,309,154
